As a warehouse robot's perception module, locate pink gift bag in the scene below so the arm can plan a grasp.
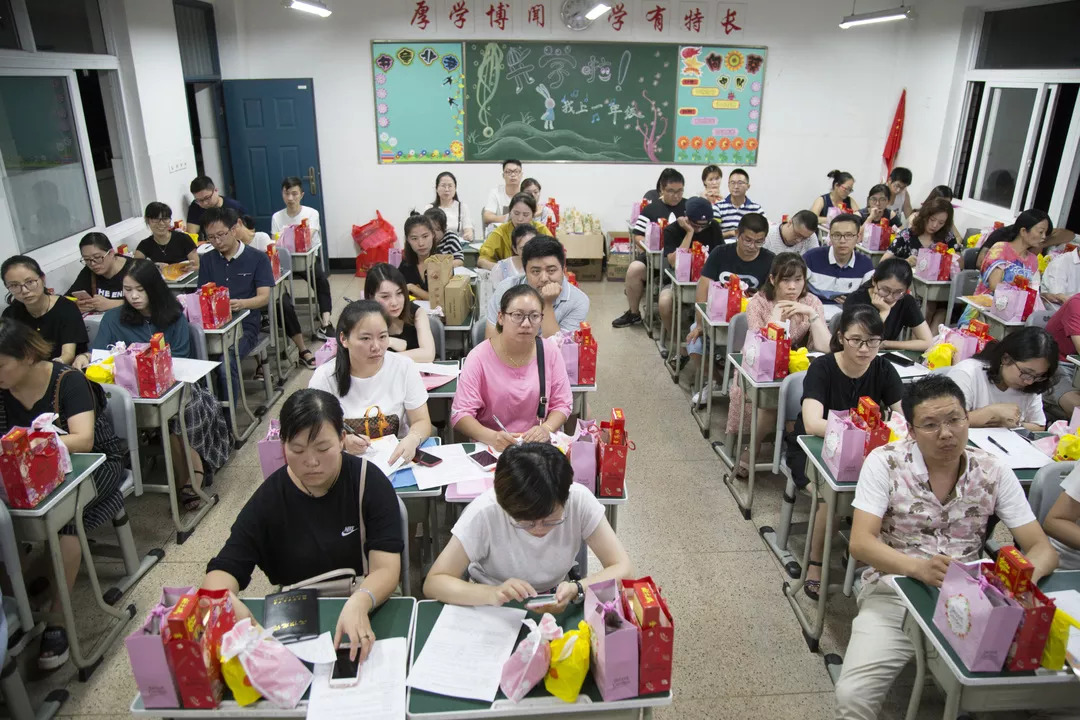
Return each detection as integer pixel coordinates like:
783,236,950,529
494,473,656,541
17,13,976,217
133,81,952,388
673,248,691,282
860,222,889,251
559,335,580,384
821,410,868,484
742,330,791,383
125,585,194,709
568,420,599,493
387,247,403,268
278,224,296,253
707,279,742,323
313,338,337,368
257,420,286,480
630,203,642,225
932,562,1024,672
219,619,312,709
500,614,562,702
178,293,202,325
914,248,953,282
585,579,640,702
992,283,1036,322
113,342,150,397
645,222,661,252
942,327,984,363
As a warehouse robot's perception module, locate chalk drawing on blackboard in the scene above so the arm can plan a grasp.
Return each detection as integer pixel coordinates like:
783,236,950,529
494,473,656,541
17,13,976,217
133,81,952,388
474,43,504,138
505,47,535,93
636,91,667,163
580,55,612,83
615,50,630,91
538,46,576,90
536,84,555,130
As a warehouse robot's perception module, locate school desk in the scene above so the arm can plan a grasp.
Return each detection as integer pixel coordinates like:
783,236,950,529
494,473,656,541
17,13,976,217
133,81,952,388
663,269,698,380
289,242,322,338
959,296,1027,339
635,237,664,346
265,266,294,389
9,453,137,680
911,275,951,317
201,310,262,444
896,571,1080,720
393,437,445,566
689,303,731,438
129,596,417,717
407,600,672,718
854,245,886,268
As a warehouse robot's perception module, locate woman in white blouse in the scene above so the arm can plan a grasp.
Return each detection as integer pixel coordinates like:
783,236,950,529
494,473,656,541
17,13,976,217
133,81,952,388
427,171,474,242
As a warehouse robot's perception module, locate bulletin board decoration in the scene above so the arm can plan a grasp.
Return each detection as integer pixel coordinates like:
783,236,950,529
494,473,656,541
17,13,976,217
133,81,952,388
372,42,466,164
463,41,679,163
672,45,766,166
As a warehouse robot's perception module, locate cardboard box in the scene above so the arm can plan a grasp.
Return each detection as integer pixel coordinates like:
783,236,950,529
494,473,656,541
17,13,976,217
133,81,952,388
607,251,632,281
566,259,602,281
443,275,474,327
996,545,1034,594
557,230,605,260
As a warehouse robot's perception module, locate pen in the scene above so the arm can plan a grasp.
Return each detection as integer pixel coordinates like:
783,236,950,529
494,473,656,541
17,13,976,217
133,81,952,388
492,415,522,444
987,436,1010,455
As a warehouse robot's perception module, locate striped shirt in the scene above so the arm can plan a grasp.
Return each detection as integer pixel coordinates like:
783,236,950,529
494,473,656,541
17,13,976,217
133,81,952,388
438,230,464,261
712,195,763,232
804,246,874,304
632,199,685,236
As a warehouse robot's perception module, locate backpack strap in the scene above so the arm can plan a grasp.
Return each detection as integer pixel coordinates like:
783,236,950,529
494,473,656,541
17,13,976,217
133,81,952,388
535,336,547,422
358,456,369,578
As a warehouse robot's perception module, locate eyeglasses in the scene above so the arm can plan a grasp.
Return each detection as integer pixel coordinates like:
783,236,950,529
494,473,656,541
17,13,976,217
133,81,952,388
739,235,767,246
1014,364,1048,383
194,193,216,205
831,232,858,242
437,183,455,190
510,516,567,530
503,168,522,176
839,185,855,193
843,335,883,350
5,278,41,293
729,180,748,187
81,252,111,266
505,311,543,325
913,415,969,435
661,187,684,196
876,287,907,300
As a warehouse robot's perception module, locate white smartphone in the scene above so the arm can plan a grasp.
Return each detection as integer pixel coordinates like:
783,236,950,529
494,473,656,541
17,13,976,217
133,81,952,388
329,647,360,688
467,449,499,472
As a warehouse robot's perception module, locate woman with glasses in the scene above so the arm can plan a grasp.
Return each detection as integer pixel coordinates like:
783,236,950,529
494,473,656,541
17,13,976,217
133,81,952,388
810,169,860,226
66,232,133,314
2,255,88,367
845,259,933,352
787,304,904,599
308,300,432,466
426,171,474,242
859,184,902,229
947,327,1057,432
133,202,199,268
424,442,632,613
451,284,572,451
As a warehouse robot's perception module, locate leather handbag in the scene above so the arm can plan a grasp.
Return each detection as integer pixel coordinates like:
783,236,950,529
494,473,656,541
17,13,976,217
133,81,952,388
345,405,398,440
280,458,370,597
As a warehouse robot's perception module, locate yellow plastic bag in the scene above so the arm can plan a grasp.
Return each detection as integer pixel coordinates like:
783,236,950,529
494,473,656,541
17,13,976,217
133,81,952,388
1042,609,1080,670
739,297,748,313
924,343,955,370
544,620,591,702
1055,434,1080,462
1039,253,1051,274
85,358,114,384
965,233,981,248
220,655,262,706
788,347,810,373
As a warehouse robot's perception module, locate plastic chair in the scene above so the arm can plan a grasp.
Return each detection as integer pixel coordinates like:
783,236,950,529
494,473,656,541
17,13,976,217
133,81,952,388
964,227,983,243
762,370,807,578
963,247,980,271
396,496,411,597
1026,309,1054,328
1029,461,1076,524
470,319,486,349
429,314,446,361
718,312,748,396
828,312,842,336
188,322,209,362
84,314,102,348
945,269,979,327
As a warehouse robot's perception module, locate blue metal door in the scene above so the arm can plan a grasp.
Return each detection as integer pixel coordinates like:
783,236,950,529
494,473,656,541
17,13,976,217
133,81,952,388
222,79,324,249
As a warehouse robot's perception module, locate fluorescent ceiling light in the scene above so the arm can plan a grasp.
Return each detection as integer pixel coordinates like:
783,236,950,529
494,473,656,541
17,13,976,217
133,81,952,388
839,6,913,28
286,0,332,18
585,3,611,20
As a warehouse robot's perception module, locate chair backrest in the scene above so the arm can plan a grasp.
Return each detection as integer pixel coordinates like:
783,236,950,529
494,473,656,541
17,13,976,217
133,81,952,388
396,495,411,597
470,318,486,348
188,322,209,361
99,383,143,495
1029,461,1076,524
773,370,807,471
946,269,979,325
827,312,842,336
964,227,983,243
85,315,102,347
276,245,296,297
727,312,748,355
962,247,980,271
1026,309,1054,328
428,314,446,361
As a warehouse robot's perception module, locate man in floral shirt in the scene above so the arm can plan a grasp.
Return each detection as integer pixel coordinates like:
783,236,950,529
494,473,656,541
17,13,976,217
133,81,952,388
834,375,1058,719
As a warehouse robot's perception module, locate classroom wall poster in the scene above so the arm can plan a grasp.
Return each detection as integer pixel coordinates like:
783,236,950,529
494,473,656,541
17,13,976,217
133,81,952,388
372,42,466,164
673,44,766,166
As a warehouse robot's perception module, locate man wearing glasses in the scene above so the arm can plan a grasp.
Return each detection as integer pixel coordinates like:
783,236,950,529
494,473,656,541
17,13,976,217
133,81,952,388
185,176,248,237
803,213,874,320
482,159,523,237
712,168,764,239
762,209,821,257
486,236,589,339
835,375,1057,719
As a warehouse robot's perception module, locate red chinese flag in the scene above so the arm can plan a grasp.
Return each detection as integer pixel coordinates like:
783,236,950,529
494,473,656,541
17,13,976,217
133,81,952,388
882,89,905,179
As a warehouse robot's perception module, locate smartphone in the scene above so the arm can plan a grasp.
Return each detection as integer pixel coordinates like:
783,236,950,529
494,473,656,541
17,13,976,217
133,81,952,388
413,448,443,467
1013,428,1037,442
71,290,92,301
887,352,915,367
525,593,558,610
467,449,499,471
329,647,360,688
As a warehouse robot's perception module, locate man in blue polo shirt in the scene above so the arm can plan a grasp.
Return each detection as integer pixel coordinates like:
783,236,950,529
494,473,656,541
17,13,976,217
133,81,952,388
803,213,874,320
712,168,764,238
198,206,273,397
485,236,589,338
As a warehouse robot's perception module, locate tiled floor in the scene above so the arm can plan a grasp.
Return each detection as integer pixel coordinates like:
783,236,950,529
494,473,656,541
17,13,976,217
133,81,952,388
13,274,995,719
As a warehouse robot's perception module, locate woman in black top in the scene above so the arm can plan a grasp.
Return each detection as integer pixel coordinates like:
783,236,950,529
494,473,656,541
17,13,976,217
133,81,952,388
2,255,88,367
133,201,199,268
0,318,126,670
810,169,860,225
859,184,902,228
65,232,133,314
786,305,903,598
364,263,435,363
203,389,404,665
399,214,436,300
846,258,933,352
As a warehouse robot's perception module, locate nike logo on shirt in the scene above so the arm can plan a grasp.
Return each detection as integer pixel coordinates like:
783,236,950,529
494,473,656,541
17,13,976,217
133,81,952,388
341,525,357,537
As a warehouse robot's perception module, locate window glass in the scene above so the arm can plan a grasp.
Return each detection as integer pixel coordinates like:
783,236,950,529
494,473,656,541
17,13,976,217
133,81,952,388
26,0,106,54
976,1,1080,70
970,87,1037,208
0,0,20,50
0,76,94,252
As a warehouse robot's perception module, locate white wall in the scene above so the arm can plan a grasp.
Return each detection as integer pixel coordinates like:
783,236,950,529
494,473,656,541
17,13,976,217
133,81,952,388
213,0,976,260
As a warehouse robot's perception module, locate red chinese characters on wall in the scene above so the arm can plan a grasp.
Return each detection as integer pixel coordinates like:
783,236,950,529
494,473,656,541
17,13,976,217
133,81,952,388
721,6,742,34
449,0,470,29
485,1,509,30
411,0,432,30
607,2,628,31
645,4,667,32
527,2,545,27
683,6,703,32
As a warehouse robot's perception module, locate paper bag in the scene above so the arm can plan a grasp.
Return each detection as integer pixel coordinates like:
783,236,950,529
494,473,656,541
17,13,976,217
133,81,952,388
423,254,455,310
585,580,639,701
178,292,202,326
135,332,175,398
443,275,474,326
568,420,599,493
821,410,868,484
645,222,661,251
125,586,194,709
742,324,792,382
707,278,742,323
257,420,286,480
932,562,1023,672
673,248,691,282
198,283,231,330
620,577,673,695
0,426,66,509
573,322,597,385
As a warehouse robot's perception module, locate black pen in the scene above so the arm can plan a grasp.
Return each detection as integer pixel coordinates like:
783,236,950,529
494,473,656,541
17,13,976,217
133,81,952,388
987,436,1010,455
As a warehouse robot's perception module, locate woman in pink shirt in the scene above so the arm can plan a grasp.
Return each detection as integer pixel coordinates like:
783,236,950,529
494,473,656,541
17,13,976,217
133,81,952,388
451,285,572,450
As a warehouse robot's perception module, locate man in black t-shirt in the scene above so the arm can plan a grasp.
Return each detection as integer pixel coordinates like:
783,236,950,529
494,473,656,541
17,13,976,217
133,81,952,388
186,175,248,236
657,196,724,344
613,168,687,329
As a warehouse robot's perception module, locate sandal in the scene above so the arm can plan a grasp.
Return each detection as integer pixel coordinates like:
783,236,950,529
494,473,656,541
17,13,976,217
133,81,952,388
179,485,201,512
38,625,69,671
253,360,266,381
804,561,823,601
735,449,750,479
299,350,316,369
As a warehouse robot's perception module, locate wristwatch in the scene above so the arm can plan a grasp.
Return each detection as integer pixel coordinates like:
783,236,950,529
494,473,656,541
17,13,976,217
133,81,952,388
573,580,584,604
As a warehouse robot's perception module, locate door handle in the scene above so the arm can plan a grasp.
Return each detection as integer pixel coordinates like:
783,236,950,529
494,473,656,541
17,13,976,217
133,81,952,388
307,166,318,196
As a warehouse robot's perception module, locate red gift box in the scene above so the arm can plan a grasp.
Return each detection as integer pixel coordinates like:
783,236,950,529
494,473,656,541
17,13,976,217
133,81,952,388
198,283,231,330
135,333,175,399
620,577,673,696
352,211,397,276
266,243,281,280
598,419,634,498
166,593,201,642
294,218,312,252
767,323,792,381
573,322,597,385
0,427,65,509
689,241,706,283
996,545,1034,595
608,408,626,447
1007,584,1055,671
931,242,954,281
164,589,236,710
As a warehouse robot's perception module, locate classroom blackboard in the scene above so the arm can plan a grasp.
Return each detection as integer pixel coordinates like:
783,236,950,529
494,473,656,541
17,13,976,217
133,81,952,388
464,41,678,163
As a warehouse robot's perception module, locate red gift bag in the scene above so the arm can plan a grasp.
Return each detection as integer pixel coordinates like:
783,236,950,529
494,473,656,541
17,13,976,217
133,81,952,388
294,218,312,253
566,271,578,287
266,243,281,280
620,577,673,696
1007,583,1056,671
689,240,706,282
0,427,65,509
198,283,231,329
573,322,597,385
164,589,236,709
852,397,890,456
352,211,397,276
135,333,175,398
598,417,634,498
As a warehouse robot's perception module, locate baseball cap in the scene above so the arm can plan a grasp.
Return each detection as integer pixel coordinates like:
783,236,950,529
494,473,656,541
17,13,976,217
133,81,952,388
686,196,713,223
